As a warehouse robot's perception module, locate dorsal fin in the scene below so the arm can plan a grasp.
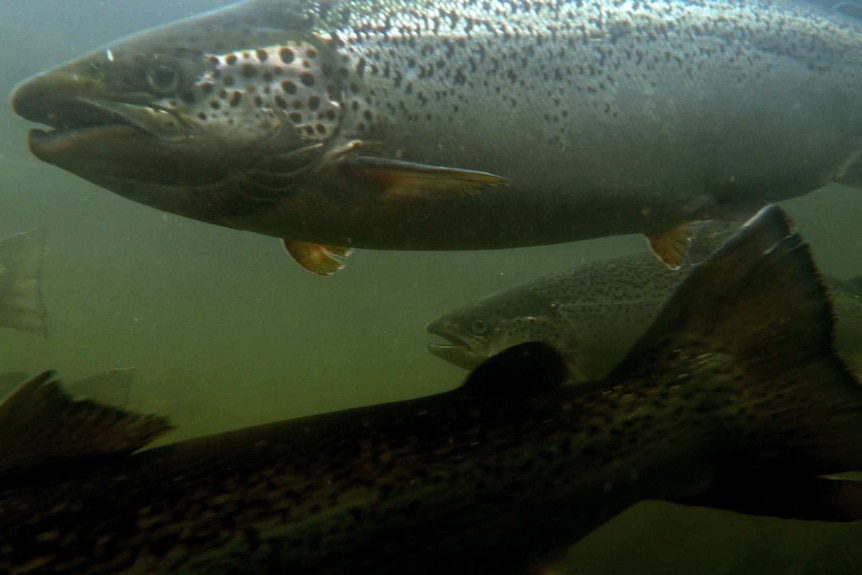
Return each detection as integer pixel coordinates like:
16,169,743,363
610,205,862,475
0,372,173,481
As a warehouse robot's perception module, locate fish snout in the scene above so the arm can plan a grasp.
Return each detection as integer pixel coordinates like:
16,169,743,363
425,318,485,370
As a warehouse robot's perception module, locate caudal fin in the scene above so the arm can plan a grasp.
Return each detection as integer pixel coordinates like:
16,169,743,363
0,228,47,337
611,205,862,476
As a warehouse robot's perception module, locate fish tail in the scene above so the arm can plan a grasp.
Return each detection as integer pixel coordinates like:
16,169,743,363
0,228,47,337
617,205,862,475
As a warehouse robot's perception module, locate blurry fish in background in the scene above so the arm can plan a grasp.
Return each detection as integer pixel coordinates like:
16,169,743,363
3,207,862,574
0,367,134,407
0,228,47,337
11,0,862,274
428,222,862,381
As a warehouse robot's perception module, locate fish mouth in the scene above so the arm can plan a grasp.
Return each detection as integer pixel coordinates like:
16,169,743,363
425,321,484,370
12,78,179,162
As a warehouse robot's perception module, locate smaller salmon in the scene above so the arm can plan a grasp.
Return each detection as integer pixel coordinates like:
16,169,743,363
427,223,862,381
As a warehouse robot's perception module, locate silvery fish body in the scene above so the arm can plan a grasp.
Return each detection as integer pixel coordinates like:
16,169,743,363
428,225,862,380
11,0,862,273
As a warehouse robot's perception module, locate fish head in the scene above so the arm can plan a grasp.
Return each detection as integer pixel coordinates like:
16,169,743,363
426,286,568,371
10,1,367,220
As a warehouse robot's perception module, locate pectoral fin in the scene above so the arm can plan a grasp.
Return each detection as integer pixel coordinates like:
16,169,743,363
646,221,700,270
339,156,508,198
282,240,353,275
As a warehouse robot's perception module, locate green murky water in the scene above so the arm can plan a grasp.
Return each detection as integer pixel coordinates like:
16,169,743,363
2,1,862,573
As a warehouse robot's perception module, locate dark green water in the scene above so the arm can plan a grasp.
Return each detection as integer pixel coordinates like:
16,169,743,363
2,1,862,573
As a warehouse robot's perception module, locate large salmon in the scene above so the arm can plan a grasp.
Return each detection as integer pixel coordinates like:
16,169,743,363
11,1,862,273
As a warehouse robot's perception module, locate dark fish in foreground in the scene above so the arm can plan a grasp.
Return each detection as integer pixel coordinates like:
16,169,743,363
3,206,862,574
428,224,862,380
11,1,862,274
0,228,46,337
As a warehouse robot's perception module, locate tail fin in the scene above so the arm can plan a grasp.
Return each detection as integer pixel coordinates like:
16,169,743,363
0,228,47,337
610,205,862,475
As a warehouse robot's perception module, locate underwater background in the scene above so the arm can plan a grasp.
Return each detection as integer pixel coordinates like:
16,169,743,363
3,0,862,572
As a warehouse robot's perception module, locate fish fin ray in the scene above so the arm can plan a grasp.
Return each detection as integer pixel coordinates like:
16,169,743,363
615,205,862,474
282,239,353,275
0,228,47,337
646,221,700,270
339,156,508,198
69,367,135,407
0,372,173,481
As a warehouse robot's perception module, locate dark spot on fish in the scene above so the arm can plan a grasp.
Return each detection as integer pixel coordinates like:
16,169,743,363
208,56,219,67
180,92,195,104
289,111,302,123
230,92,242,107
254,95,263,107
363,110,372,121
210,100,221,110
282,80,297,94
293,99,304,110
226,54,238,66
198,112,207,121
213,69,221,79
300,73,315,87
275,96,287,109
304,125,315,136
308,95,320,111
356,122,366,132
280,47,294,64
241,64,257,78
223,75,235,87
262,71,273,83
219,89,228,99
306,47,318,59
351,101,360,111
324,110,336,121
200,82,214,95
316,124,326,134
256,49,268,62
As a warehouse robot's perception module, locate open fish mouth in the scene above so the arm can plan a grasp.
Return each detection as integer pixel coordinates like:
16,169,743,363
23,98,185,159
12,74,184,162
426,322,485,370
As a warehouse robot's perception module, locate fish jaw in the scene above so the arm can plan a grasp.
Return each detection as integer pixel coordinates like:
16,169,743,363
425,316,488,370
9,2,348,203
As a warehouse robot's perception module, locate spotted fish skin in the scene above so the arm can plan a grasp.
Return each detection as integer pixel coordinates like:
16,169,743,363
11,1,862,263
428,231,862,381
3,207,862,574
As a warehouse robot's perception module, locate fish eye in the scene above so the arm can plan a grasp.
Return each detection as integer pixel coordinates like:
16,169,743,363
147,64,180,94
471,319,488,335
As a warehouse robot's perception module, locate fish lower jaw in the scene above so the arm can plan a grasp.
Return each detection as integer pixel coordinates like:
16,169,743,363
27,125,142,162
426,341,484,370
